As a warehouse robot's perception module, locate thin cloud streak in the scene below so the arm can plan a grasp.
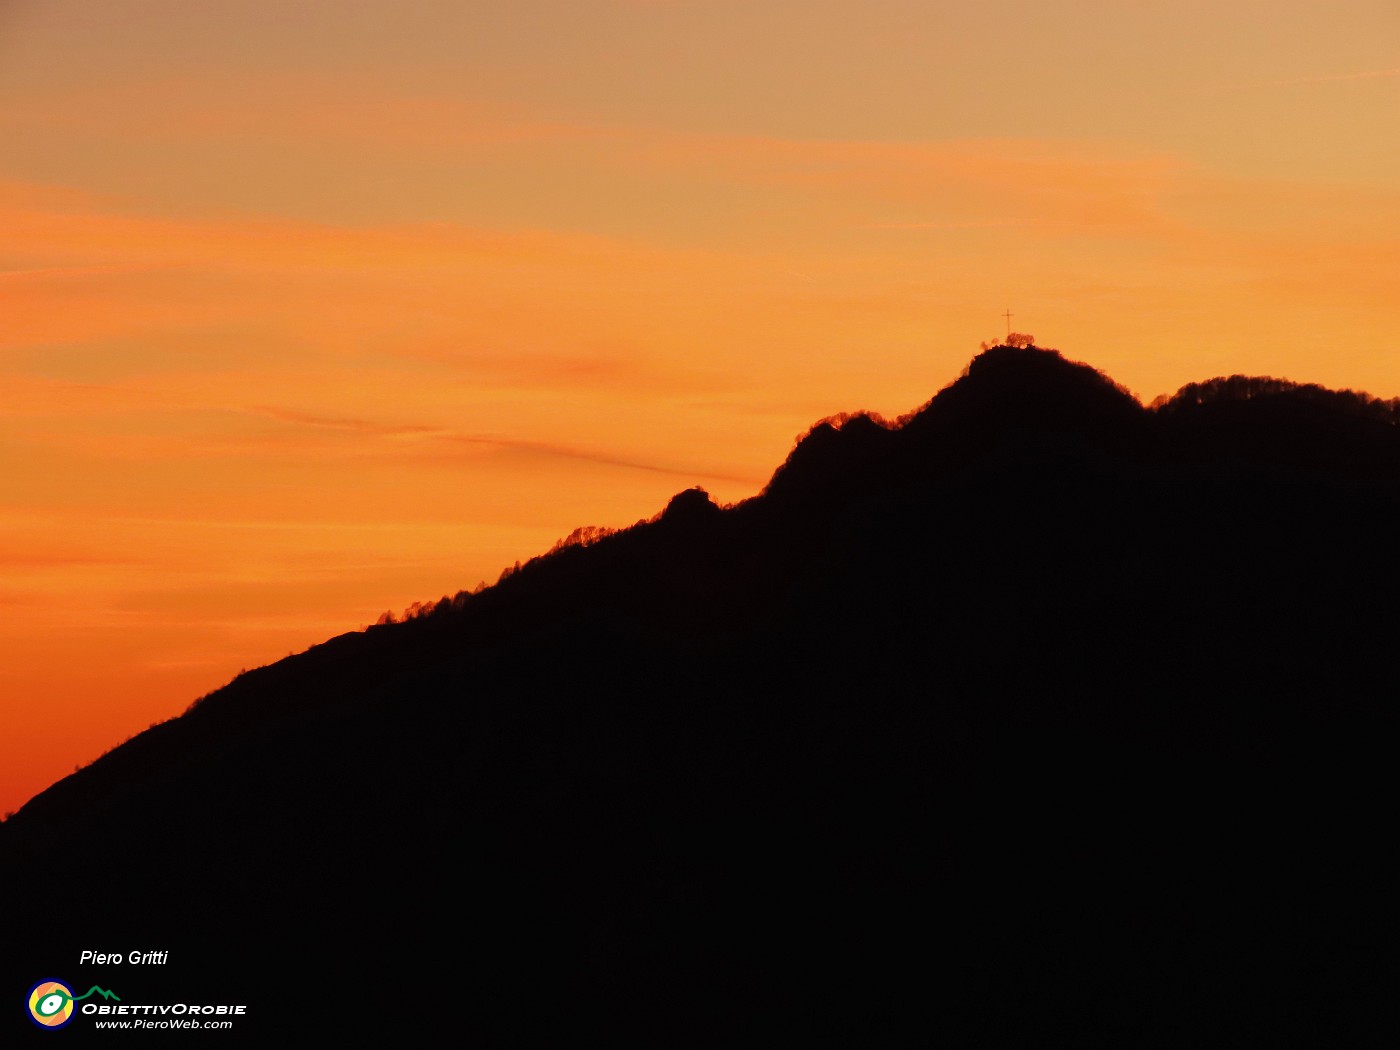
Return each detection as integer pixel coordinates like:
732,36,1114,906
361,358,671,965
439,433,759,486
1272,67,1400,86
1,75,617,151
860,220,1042,231
104,518,477,532
253,405,758,486
252,406,444,439
0,265,150,281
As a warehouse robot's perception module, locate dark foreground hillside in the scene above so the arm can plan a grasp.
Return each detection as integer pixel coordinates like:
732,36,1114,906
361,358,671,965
4,346,1397,1044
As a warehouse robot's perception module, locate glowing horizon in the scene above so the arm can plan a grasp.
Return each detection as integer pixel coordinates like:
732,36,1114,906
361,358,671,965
3,0,1398,815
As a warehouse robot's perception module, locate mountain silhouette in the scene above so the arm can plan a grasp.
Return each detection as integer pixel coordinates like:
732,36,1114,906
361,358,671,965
3,345,1396,1045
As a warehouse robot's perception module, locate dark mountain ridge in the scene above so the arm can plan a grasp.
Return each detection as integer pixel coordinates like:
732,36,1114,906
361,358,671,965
4,345,1397,1044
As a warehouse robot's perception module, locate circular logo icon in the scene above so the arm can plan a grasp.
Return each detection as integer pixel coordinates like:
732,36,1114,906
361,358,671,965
28,980,76,1029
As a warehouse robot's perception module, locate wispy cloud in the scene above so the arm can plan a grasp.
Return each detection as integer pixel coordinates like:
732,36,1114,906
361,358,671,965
0,265,147,282
1271,67,1400,87
252,407,444,439
0,554,147,569
438,433,757,485
0,74,614,151
252,405,757,485
859,220,1042,231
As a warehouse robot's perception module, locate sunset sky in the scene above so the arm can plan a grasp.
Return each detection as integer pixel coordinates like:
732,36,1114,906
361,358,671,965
2,0,1398,815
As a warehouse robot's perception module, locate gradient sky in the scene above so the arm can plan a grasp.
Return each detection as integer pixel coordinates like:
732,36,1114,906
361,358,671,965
2,0,1398,815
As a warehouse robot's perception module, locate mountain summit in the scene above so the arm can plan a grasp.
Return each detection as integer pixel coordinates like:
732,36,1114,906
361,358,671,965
4,345,1397,1044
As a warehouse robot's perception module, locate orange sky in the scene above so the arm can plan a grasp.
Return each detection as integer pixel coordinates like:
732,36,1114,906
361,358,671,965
2,0,1398,815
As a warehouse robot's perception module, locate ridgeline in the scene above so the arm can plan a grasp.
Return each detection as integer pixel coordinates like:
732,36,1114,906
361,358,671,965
5,346,1396,1045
